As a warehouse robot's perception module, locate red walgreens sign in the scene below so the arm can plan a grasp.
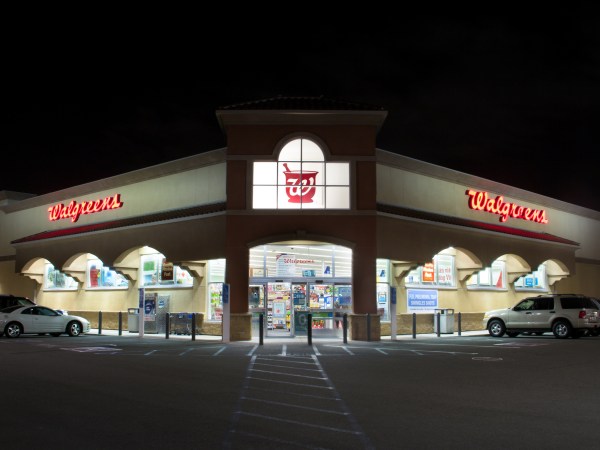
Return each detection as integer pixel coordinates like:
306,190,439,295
466,189,548,224
48,193,124,223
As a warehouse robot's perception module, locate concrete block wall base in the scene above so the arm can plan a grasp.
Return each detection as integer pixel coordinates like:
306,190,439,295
379,312,486,336
349,313,381,341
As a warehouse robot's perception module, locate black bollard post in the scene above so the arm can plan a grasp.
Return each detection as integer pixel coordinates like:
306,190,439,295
98,311,103,335
259,313,264,345
165,313,170,339
436,312,441,337
367,313,371,341
118,311,122,336
307,313,312,345
191,313,196,341
412,313,417,339
343,313,348,344
458,312,462,336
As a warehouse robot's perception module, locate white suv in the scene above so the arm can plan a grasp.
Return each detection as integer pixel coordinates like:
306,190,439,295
483,294,600,339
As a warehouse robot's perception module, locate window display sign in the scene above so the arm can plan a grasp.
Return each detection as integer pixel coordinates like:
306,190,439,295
161,260,174,282
84,260,129,289
436,258,454,286
422,263,435,282
273,301,286,318
276,254,296,276
407,289,438,311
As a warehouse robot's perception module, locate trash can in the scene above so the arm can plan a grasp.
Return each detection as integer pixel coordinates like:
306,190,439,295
128,308,139,333
434,308,455,333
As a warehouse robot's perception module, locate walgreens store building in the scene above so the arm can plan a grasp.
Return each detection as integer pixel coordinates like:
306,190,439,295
1,97,599,341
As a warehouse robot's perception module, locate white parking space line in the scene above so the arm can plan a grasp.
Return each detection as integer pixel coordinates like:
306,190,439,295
341,346,354,355
212,346,226,356
225,352,373,448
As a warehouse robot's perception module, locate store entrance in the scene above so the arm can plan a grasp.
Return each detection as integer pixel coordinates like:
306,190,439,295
248,241,354,338
249,282,352,338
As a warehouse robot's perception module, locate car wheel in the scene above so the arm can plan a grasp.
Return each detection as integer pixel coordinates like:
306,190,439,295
488,319,506,337
67,321,82,337
50,333,62,337
5,322,22,338
506,331,520,337
552,320,572,339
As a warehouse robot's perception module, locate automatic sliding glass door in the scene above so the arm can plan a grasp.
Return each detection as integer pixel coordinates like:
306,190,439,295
267,282,292,336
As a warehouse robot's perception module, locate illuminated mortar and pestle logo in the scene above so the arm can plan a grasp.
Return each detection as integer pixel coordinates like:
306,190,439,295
283,163,319,203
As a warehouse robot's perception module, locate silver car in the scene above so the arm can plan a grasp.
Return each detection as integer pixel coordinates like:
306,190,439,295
483,294,600,339
0,305,91,338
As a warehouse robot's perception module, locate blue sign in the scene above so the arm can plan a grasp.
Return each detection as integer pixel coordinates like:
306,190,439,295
138,288,145,308
407,289,438,310
222,283,230,304
391,287,397,305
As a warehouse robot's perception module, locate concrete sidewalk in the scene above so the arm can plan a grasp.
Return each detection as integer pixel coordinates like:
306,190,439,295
90,328,488,342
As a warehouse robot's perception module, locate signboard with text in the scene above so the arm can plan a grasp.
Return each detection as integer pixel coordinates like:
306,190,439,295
407,289,438,311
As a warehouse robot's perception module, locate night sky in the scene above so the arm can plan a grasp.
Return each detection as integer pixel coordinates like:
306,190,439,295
3,10,599,211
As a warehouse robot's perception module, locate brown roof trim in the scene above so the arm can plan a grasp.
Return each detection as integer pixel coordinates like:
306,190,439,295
218,95,386,111
11,202,227,244
377,203,579,246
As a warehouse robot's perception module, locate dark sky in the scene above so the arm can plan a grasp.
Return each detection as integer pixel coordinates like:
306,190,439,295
3,10,599,211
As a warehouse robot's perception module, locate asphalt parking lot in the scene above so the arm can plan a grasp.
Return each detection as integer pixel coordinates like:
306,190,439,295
2,331,599,449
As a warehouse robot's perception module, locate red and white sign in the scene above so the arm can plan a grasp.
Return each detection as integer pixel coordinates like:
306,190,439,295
282,163,318,204
47,193,124,223
465,189,548,224
422,262,435,282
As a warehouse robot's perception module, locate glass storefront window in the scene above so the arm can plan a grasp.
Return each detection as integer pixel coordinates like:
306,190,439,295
405,254,456,288
209,283,223,321
252,138,350,209
376,259,389,283
249,244,351,279
466,261,506,290
376,259,390,321
207,259,226,321
377,283,389,320
87,259,129,289
515,264,548,291
140,254,193,288
44,263,78,291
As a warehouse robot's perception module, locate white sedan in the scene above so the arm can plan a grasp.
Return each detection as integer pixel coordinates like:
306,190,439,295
0,305,90,338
